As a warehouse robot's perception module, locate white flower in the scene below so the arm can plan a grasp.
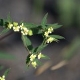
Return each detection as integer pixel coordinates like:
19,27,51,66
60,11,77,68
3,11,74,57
38,53,42,59
21,27,29,35
31,61,37,68
13,26,20,32
48,27,53,33
8,23,13,29
46,37,54,43
30,54,36,61
0,75,5,80
44,31,49,37
20,23,24,30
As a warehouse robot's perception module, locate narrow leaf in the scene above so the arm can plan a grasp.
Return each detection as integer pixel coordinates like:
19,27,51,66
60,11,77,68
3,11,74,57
0,19,4,26
22,35,33,51
6,13,12,22
34,43,48,53
50,35,64,39
47,23,62,29
4,68,10,76
41,13,48,27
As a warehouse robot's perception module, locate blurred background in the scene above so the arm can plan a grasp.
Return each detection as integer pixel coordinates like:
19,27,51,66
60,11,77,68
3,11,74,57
0,0,80,80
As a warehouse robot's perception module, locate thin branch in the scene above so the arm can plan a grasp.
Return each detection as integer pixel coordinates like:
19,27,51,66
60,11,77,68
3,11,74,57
0,31,13,41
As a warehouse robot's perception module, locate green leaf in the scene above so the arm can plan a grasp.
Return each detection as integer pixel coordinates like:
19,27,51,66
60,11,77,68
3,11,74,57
50,35,64,39
31,27,43,34
4,68,10,76
21,35,33,52
0,19,4,26
6,13,12,22
41,54,50,59
34,43,48,53
0,28,10,36
24,23,38,28
63,37,80,60
41,13,48,27
0,52,15,59
26,54,30,65
47,23,62,29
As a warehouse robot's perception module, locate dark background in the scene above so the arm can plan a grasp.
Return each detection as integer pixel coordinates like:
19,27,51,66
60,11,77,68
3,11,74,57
0,0,80,80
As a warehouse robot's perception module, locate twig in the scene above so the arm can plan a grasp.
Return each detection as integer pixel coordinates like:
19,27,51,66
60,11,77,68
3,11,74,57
0,31,13,41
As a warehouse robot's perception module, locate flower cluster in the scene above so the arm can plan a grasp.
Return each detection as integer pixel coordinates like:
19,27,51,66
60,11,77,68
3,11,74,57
46,37,54,43
44,27,53,37
0,75,5,80
44,27,55,43
8,22,33,36
29,53,44,68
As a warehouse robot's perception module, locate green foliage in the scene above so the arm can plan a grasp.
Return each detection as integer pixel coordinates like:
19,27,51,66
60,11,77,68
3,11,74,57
21,35,33,52
0,13,64,68
41,13,48,28
0,65,10,79
0,51,15,59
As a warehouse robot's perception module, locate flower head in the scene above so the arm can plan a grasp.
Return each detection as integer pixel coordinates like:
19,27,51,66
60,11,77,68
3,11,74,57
13,26,20,32
38,53,42,59
0,75,5,80
20,23,24,30
30,54,36,61
48,27,53,33
21,27,29,35
8,23,13,29
44,31,49,37
46,37,54,43
31,61,37,68
13,22,18,26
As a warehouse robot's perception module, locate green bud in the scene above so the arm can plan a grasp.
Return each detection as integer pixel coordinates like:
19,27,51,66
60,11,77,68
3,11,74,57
28,30,33,36
13,22,18,26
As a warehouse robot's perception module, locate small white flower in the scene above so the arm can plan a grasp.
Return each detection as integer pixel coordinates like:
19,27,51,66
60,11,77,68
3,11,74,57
44,32,49,37
20,23,24,30
30,54,36,61
0,75,5,80
21,27,29,35
48,27,53,33
8,23,13,29
31,61,37,68
46,37,54,43
13,26,20,32
38,53,42,59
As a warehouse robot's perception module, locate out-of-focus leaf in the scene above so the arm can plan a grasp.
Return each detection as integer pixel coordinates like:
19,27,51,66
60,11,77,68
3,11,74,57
0,52,15,59
4,68,10,76
50,35,64,39
41,13,48,28
0,29,10,35
0,66,4,70
63,37,80,60
6,13,12,22
22,35,33,52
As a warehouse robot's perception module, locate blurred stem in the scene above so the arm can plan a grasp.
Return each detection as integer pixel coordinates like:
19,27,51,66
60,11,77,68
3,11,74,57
0,31,13,41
